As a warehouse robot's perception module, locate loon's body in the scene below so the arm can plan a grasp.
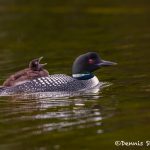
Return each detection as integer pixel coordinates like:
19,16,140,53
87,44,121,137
0,52,117,96
3,57,49,87
0,74,100,95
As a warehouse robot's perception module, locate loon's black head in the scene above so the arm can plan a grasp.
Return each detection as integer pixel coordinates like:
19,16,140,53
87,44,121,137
72,52,117,79
29,57,47,71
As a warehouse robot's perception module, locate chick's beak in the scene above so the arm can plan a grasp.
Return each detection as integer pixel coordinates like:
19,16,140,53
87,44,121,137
38,56,43,62
40,63,47,67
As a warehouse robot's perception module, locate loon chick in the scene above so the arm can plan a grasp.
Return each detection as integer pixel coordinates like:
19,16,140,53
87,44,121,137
0,52,117,95
3,57,49,87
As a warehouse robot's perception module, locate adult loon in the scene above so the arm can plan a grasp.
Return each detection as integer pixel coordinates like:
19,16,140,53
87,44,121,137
0,52,117,95
3,57,49,87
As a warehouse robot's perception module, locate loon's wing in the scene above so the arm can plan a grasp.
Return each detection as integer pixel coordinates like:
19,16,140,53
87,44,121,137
15,74,85,92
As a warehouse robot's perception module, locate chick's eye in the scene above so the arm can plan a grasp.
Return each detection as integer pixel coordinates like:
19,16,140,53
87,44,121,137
88,59,94,64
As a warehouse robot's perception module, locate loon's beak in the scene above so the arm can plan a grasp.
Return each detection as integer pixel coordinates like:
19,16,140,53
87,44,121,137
96,60,117,67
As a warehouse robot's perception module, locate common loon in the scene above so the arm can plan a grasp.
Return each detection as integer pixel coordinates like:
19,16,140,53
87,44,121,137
3,57,49,87
0,52,117,95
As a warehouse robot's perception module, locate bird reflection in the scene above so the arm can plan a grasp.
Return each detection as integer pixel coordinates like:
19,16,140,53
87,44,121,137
0,82,114,139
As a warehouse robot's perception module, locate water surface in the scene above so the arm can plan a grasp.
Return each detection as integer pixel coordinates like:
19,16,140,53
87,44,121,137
0,0,150,149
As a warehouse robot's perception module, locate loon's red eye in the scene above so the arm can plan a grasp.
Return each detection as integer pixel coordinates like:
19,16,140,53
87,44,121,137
88,59,94,64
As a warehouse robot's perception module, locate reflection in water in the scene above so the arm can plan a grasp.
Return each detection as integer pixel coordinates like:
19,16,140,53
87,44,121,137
0,82,114,143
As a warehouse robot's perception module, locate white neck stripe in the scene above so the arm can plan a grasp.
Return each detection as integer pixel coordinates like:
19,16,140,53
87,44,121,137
72,74,90,78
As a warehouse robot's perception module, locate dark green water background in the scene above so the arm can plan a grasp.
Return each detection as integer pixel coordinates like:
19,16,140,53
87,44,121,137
0,0,150,149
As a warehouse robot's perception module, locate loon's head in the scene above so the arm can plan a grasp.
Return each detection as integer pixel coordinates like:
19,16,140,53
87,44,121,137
72,52,117,79
29,57,47,71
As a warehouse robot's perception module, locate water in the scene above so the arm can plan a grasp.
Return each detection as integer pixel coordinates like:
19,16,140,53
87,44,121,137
0,0,150,149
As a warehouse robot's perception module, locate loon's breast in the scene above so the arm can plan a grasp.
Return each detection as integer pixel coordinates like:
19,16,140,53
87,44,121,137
1,74,100,95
